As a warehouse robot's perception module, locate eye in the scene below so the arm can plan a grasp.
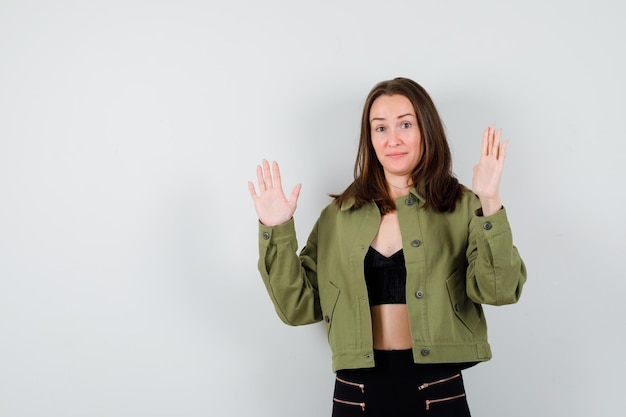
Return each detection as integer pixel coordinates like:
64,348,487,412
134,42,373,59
374,126,385,132
401,122,412,129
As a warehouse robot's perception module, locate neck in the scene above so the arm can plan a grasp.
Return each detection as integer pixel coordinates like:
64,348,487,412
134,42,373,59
386,176,413,200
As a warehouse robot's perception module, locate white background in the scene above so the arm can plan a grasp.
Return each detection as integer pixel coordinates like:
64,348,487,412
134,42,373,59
1,1,624,416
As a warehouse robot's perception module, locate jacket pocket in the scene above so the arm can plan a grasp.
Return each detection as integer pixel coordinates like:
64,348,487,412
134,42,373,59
446,270,481,333
321,281,341,338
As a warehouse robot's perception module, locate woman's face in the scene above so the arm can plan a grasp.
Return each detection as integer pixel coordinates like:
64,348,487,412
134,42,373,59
369,94,422,182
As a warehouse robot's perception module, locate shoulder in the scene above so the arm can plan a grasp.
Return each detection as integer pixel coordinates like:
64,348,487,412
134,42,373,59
423,188,479,227
319,199,340,217
317,198,378,232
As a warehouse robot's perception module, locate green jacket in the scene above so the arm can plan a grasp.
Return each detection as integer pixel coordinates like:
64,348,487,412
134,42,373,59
257,188,526,372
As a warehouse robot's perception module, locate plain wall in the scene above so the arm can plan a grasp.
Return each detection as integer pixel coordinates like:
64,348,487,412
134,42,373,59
1,0,624,416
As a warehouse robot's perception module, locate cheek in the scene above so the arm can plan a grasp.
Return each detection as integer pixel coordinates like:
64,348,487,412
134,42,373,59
410,135,422,152
410,138,423,163
371,140,384,156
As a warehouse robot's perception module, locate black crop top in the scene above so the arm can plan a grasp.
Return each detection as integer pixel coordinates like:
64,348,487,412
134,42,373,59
364,246,407,305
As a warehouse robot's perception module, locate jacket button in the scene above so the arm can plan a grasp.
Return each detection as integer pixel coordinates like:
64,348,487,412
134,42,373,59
324,315,330,323
411,239,421,247
483,222,493,230
421,348,430,356
405,198,415,206
415,291,424,299
262,232,270,240
455,303,461,312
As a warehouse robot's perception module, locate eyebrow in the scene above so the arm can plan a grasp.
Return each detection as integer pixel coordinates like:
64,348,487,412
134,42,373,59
370,113,415,122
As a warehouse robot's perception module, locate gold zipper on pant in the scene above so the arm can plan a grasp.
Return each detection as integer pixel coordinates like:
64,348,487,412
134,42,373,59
333,397,366,411
418,373,461,391
336,376,365,393
425,393,466,410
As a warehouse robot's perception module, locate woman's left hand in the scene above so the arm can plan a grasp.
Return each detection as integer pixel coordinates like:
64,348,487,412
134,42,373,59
472,125,506,216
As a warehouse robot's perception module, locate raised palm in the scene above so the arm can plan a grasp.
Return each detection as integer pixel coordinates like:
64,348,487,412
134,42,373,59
472,126,507,216
248,160,301,227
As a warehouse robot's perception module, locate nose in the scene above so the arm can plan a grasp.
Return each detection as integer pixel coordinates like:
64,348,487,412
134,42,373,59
388,128,402,146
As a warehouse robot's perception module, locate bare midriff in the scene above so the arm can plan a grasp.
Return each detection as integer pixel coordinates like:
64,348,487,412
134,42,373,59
371,304,413,350
370,208,414,350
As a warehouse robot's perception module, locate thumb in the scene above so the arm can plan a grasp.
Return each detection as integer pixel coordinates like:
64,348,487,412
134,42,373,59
289,183,302,205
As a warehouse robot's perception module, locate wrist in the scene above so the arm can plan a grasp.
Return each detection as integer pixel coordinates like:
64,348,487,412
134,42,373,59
479,197,503,217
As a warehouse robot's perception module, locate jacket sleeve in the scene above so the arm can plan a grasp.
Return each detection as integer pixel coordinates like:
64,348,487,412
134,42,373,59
257,218,322,325
465,207,527,305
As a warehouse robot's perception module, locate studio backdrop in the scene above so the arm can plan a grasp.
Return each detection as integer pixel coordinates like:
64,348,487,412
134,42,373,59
0,1,624,416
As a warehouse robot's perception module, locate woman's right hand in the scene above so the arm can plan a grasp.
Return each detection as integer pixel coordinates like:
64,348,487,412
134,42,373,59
248,160,301,227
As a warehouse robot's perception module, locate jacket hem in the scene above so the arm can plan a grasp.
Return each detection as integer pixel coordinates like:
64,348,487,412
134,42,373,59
331,342,492,372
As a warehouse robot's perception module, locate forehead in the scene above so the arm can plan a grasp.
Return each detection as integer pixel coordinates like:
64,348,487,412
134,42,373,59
369,94,415,119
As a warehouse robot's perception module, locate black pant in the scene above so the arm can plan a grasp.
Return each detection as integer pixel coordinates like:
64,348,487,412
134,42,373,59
332,350,471,417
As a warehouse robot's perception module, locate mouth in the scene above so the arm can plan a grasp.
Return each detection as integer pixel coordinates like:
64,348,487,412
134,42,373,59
387,152,407,158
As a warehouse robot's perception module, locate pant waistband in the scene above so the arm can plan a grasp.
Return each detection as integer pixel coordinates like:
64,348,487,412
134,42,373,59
372,349,414,370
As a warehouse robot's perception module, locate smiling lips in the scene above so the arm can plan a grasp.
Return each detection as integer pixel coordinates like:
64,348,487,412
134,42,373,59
387,152,407,158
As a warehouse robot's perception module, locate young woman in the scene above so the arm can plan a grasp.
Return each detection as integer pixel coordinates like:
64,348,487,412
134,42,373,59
248,77,526,416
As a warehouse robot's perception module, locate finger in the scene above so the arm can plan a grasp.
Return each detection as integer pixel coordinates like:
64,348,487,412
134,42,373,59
488,124,496,155
289,183,302,205
482,127,490,156
256,164,266,191
492,128,502,159
247,181,258,199
262,159,273,189
499,140,508,163
272,161,282,191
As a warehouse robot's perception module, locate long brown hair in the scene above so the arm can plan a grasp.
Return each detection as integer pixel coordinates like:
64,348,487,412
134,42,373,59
332,77,463,213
